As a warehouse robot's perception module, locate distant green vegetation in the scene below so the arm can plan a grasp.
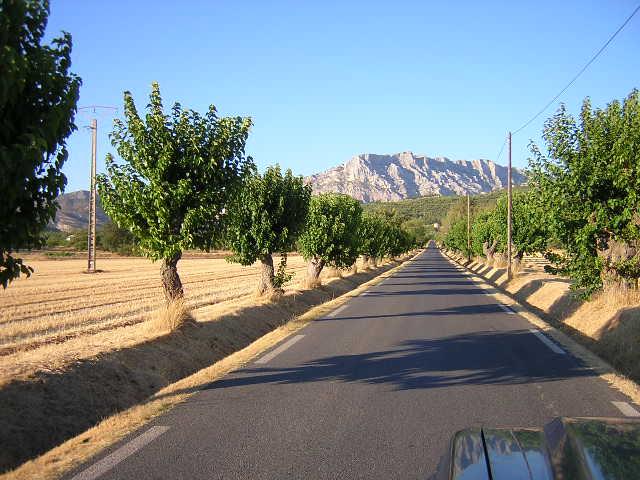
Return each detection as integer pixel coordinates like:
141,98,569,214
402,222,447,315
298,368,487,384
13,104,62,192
363,189,514,224
362,189,524,245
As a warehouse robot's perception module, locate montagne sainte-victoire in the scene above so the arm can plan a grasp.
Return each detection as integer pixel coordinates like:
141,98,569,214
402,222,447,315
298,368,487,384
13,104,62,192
308,151,526,203
51,152,525,231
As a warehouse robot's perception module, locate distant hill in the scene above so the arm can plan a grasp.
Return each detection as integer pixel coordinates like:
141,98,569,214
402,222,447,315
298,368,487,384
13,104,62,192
50,190,110,232
362,189,521,224
308,152,526,202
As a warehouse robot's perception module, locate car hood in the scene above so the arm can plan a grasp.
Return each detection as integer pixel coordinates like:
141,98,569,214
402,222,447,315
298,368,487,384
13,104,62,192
450,417,640,480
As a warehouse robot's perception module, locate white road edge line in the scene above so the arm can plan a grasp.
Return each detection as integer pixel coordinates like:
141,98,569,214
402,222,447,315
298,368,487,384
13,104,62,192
498,303,516,315
612,401,640,417
529,329,566,355
326,304,348,317
255,335,305,364
70,426,170,480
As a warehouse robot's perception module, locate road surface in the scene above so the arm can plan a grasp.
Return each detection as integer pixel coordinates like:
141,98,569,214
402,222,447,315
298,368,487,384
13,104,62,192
68,245,638,479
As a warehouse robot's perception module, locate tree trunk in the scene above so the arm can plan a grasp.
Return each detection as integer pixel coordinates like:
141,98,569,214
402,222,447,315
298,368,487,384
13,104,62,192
362,255,371,270
483,239,498,265
305,257,325,288
257,253,277,296
513,251,524,272
160,252,183,302
597,238,639,289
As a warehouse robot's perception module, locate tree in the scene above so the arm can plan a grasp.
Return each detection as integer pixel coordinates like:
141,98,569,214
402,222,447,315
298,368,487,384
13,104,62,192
100,221,138,256
0,0,81,287
528,90,640,295
358,213,387,268
226,165,311,295
298,193,362,287
474,191,548,268
97,83,254,301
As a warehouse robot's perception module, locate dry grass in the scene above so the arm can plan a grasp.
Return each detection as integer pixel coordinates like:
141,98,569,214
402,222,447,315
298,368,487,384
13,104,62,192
148,299,194,333
0,254,307,383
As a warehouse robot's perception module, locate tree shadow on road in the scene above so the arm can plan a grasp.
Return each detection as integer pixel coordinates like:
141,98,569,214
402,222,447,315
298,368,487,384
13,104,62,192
204,329,594,393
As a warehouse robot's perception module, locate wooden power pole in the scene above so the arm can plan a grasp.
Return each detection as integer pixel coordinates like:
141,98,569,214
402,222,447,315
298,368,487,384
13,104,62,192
507,131,513,281
87,118,97,273
466,194,471,262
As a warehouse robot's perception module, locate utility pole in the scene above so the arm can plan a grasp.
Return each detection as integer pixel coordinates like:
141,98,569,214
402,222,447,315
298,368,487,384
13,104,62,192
507,131,513,281
87,118,97,273
466,194,471,262
79,105,117,274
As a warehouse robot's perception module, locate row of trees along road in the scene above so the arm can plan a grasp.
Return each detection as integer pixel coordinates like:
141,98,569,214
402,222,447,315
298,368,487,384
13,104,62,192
0,0,411,295
98,84,417,301
442,89,640,298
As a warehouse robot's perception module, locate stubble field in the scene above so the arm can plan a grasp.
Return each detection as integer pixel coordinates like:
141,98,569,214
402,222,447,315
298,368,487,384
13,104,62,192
0,253,308,384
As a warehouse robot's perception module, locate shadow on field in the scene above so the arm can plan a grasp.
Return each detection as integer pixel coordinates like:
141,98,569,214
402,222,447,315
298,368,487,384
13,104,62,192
200,330,594,392
0,260,403,473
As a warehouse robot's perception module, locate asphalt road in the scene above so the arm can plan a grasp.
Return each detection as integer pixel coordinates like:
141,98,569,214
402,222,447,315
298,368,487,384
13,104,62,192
68,244,638,480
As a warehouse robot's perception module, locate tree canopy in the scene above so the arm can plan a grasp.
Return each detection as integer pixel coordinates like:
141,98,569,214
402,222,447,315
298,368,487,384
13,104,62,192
298,193,362,286
97,82,254,300
1,0,81,287
226,165,311,294
528,90,640,295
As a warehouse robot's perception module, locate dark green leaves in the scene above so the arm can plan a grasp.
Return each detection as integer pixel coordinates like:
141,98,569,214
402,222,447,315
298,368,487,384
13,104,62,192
225,165,311,266
97,82,254,261
528,90,640,296
0,0,81,287
298,193,363,268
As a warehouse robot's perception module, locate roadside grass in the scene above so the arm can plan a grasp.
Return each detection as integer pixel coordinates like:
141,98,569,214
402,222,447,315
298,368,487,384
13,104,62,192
0,252,417,478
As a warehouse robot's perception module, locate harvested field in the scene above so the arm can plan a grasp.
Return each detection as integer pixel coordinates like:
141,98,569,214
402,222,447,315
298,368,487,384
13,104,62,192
0,254,306,376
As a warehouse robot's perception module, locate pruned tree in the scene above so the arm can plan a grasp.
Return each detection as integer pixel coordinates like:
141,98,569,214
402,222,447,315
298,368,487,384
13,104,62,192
528,90,640,295
358,213,387,268
0,0,81,287
472,190,548,268
97,82,254,301
226,165,311,296
298,193,362,287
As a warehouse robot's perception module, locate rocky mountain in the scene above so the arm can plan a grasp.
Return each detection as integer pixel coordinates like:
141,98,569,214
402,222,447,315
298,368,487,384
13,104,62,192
50,190,110,232
308,152,526,202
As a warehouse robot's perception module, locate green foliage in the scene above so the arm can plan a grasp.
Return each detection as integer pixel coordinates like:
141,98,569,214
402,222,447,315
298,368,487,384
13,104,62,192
100,221,138,255
43,230,68,248
528,90,640,295
470,210,497,256
226,165,311,265
273,253,294,289
443,217,470,256
363,189,512,226
97,82,254,261
476,191,549,258
358,213,387,259
0,0,81,287
381,221,415,257
299,193,363,268
401,218,434,245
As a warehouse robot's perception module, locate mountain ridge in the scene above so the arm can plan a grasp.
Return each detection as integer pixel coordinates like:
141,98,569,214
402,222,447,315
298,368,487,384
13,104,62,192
307,151,526,202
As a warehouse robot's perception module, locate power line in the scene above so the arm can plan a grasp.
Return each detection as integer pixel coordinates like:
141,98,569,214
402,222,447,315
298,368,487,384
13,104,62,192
494,136,507,162
512,3,640,135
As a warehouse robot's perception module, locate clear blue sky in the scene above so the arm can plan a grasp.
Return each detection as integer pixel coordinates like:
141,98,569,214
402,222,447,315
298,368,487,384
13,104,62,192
46,0,640,192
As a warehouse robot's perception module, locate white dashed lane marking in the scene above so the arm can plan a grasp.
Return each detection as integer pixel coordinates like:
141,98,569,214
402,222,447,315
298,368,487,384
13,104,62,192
326,304,349,317
255,335,305,364
498,303,516,315
70,426,170,480
529,329,566,355
612,401,640,417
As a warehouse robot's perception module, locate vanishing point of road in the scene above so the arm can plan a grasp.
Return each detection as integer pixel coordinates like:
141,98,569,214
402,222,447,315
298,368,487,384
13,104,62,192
68,244,639,480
